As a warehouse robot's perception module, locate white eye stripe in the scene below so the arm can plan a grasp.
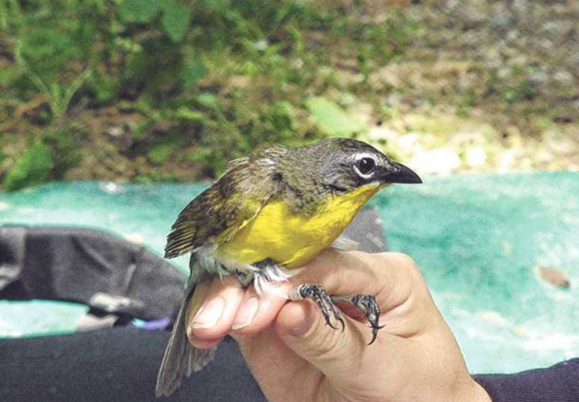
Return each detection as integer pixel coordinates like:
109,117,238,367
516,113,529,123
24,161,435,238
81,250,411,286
353,152,377,161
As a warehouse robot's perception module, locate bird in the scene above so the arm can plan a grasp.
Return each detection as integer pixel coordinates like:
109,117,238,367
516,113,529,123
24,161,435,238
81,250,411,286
156,138,422,396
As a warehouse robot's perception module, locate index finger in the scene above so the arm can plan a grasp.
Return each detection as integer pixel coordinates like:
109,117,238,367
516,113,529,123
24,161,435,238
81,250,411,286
293,250,426,307
234,250,429,337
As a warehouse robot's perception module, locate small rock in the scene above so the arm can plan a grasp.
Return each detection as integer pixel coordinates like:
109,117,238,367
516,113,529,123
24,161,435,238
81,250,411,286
513,326,528,336
252,40,269,51
481,311,509,325
125,233,144,245
99,181,123,194
229,75,251,89
554,71,574,85
411,147,461,175
397,133,421,152
106,126,124,138
465,146,487,168
538,266,571,289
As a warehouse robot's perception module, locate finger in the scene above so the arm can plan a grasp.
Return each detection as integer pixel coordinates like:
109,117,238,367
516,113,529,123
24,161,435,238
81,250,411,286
231,282,290,335
275,299,373,380
186,276,245,342
187,335,224,350
291,250,431,327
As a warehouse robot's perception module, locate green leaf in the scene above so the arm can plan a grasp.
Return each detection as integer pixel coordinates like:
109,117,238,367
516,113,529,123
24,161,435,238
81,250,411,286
0,66,23,86
173,106,206,122
161,2,191,42
306,97,367,137
17,27,78,81
196,93,218,108
3,141,54,191
204,0,231,11
120,0,161,22
91,74,118,104
182,60,207,88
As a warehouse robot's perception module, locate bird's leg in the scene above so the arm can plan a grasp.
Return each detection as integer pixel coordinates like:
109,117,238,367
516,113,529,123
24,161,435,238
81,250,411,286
289,284,345,331
234,269,253,288
250,258,293,295
331,294,384,345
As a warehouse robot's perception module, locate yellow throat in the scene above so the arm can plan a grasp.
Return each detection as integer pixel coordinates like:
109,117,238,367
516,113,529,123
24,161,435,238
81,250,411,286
216,183,384,268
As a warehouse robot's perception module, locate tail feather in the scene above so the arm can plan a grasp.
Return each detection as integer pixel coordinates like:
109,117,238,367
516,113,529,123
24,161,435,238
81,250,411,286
155,283,216,397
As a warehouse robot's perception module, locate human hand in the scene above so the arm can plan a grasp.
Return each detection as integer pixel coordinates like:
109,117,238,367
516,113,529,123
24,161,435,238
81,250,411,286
185,250,492,402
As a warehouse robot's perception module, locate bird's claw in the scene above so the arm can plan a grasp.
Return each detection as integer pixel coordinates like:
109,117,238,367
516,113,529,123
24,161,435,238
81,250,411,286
291,284,345,332
333,294,383,345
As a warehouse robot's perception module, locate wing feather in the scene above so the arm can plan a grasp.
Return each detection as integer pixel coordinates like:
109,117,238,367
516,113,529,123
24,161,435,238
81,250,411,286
164,146,287,259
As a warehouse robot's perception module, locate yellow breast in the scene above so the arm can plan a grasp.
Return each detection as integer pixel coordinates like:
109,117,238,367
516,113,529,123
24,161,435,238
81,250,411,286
216,184,383,269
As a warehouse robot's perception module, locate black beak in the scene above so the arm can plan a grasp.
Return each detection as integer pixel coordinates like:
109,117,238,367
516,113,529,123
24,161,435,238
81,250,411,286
381,162,422,184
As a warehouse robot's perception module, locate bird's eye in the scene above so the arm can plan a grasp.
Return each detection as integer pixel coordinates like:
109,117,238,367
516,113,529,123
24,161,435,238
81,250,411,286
356,157,376,176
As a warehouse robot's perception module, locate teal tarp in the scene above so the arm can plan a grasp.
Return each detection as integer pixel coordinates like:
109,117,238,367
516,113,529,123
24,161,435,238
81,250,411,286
1,173,578,374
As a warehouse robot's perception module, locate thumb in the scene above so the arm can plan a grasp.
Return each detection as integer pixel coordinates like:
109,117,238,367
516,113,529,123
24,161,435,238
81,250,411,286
275,300,368,380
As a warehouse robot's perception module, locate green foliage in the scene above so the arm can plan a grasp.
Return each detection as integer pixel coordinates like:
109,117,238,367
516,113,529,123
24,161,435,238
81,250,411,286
0,0,418,190
161,2,192,42
43,128,85,179
0,0,23,32
3,141,53,191
182,61,207,88
183,94,315,173
119,0,160,22
16,43,92,121
306,97,367,137
147,130,188,164
1,127,85,191
119,0,192,42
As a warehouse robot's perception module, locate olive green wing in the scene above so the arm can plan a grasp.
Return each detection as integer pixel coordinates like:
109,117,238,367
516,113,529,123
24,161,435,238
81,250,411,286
164,146,287,259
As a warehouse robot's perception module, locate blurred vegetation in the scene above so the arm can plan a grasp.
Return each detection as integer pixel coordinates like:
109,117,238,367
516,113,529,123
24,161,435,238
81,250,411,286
0,0,577,191
0,0,416,190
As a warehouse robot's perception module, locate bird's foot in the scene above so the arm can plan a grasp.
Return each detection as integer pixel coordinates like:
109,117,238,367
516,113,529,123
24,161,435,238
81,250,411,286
332,294,384,345
290,284,345,331
234,269,254,288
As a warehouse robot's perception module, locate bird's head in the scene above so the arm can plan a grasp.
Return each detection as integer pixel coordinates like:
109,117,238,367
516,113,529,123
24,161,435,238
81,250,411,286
296,138,422,194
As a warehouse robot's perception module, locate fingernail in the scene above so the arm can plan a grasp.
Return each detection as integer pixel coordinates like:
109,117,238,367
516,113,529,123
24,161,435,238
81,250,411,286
232,297,259,330
191,297,225,329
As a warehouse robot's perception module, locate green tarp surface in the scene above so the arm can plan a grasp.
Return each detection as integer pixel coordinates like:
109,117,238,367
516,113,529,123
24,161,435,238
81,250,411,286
1,173,578,374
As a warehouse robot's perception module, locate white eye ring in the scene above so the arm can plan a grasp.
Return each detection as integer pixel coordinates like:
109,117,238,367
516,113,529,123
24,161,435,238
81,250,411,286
353,163,376,179
352,154,377,179
352,152,378,180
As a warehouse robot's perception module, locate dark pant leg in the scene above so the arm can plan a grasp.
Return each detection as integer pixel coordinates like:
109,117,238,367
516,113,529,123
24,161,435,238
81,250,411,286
0,328,265,402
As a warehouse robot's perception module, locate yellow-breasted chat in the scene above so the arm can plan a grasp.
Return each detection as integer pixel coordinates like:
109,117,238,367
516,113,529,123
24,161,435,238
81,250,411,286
156,138,421,396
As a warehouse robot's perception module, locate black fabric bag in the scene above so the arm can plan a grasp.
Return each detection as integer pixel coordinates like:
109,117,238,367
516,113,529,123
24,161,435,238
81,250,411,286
0,226,186,325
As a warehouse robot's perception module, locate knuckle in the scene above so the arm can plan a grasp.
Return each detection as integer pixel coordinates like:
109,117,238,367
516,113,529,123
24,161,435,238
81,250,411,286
374,251,427,292
390,252,417,269
396,253,425,283
378,252,421,276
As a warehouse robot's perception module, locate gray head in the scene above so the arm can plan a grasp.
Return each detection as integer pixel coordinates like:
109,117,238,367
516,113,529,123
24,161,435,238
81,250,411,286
289,138,422,194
